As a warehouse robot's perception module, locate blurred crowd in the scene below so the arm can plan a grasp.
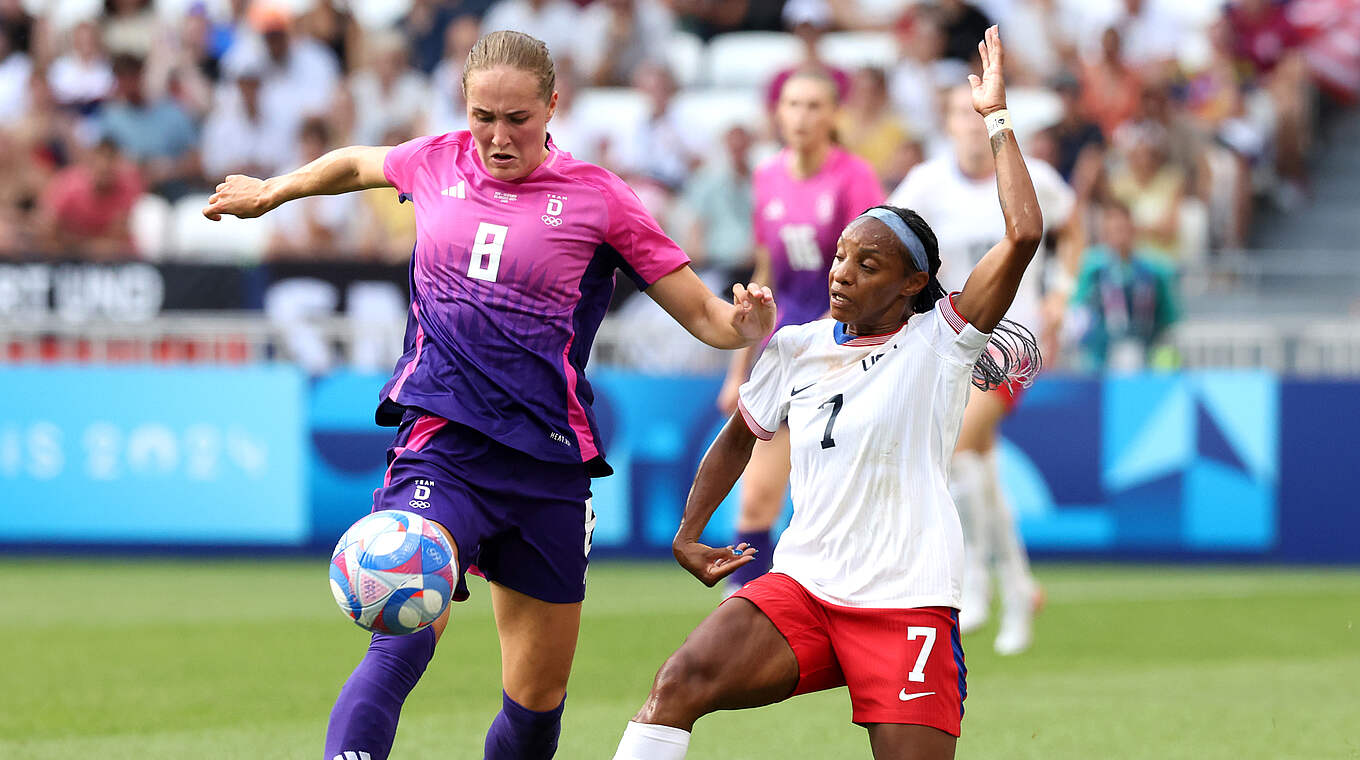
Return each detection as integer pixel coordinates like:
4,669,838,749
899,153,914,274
0,0,1356,368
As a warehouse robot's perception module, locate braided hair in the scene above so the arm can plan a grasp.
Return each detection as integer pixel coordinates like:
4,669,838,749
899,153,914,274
868,205,1042,391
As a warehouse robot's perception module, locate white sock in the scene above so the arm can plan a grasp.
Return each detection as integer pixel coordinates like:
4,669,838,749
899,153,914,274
613,721,691,760
981,448,1036,613
951,450,991,615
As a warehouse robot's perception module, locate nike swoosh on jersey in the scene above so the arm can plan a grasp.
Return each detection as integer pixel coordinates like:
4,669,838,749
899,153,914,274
898,690,936,702
791,383,815,396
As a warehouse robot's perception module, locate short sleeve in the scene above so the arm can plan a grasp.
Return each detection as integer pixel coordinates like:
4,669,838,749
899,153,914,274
841,155,887,222
602,176,690,289
737,329,790,440
1031,159,1076,232
923,293,992,366
382,134,439,199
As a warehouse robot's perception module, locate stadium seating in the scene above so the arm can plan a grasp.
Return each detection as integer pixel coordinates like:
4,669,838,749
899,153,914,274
705,31,804,89
817,31,899,71
130,193,172,263
168,193,272,263
667,31,707,88
570,87,651,155
670,88,766,147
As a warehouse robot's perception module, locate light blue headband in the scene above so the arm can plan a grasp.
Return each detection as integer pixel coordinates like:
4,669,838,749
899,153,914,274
857,208,929,273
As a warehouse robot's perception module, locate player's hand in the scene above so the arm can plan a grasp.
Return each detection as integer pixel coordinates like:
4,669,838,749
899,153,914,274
202,175,277,221
968,26,1007,117
716,375,742,415
673,539,758,587
731,281,775,344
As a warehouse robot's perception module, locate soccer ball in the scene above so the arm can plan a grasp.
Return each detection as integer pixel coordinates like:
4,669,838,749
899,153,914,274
329,510,456,635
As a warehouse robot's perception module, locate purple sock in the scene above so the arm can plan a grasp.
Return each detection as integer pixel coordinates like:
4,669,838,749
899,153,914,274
483,691,564,760
323,627,436,760
728,528,774,588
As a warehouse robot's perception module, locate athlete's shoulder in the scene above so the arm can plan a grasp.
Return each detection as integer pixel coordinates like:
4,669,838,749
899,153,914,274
773,319,833,352
830,146,877,178
752,150,788,184
547,149,632,200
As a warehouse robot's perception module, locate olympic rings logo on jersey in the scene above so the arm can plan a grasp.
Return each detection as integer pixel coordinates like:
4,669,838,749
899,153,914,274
408,500,431,509
541,215,563,227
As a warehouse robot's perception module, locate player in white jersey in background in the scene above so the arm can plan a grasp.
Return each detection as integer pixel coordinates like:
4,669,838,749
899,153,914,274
614,27,1043,760
889,82,1076,655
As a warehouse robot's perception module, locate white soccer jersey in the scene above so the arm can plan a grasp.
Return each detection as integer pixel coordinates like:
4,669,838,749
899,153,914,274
887,156,1074,330
737,296,991,609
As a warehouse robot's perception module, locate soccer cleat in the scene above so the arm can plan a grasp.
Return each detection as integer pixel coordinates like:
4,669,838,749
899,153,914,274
993,585,1044,655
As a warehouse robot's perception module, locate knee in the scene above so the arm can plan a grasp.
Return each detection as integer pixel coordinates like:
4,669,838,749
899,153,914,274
505,683,567,713
636,648,720,726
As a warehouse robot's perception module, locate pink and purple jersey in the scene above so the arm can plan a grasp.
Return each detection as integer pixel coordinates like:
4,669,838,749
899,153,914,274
378,132,689,473
752,146,884,328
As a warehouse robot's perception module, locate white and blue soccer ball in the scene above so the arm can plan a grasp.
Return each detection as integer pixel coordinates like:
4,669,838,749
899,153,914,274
329,510,456,635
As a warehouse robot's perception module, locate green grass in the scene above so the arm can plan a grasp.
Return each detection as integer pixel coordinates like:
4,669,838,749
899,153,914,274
2,560,1358,759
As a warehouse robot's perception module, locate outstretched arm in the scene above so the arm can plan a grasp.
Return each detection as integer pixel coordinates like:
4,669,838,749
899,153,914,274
952,26,1044,334
648,265,776,350
672,414,762,586
202,145,393,221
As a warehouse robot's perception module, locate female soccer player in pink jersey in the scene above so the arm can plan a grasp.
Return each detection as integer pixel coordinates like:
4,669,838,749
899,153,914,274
715,68,883,592
203,31,776,760
613,28,1039,760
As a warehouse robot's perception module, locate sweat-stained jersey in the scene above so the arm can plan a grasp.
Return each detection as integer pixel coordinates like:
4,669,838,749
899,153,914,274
379,132,690,473
752,146,884,329
736,295,991,609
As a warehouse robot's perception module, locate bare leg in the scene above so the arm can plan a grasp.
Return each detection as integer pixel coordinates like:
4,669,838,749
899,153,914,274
633,597,800,730
866,723,957,760
952,388,1007,633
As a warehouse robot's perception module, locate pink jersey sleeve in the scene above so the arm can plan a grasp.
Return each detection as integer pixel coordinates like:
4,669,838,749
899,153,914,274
601,175,690,288
382,134,441,197
841,154,887,224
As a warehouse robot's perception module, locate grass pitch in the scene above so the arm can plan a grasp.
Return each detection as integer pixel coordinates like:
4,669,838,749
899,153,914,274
2,559,1357,759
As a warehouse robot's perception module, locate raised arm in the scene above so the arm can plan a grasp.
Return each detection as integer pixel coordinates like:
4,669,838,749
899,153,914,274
647,265,776,350
202,145,393,221
952,26,1044,334
672,414,761,586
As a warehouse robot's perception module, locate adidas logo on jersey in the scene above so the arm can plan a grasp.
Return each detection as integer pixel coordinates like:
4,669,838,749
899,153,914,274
332,752,371,760
441,181,466,199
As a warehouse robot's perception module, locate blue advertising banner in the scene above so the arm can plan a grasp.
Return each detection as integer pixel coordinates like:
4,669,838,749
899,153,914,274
0,366,308,544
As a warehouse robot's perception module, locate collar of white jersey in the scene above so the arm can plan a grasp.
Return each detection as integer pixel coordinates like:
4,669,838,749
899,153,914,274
833,320,906,347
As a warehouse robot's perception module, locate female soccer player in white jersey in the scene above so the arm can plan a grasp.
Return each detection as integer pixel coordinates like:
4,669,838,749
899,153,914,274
202,30,776,760
613,27,1040,760
889,82,1076,655
716,69,883,593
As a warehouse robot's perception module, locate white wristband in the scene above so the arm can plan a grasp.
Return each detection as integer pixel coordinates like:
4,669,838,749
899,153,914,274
984,109,1012,138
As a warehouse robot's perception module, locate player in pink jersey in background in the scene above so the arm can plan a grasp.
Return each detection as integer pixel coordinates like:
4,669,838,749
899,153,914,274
202,30,776,760
716,69,884,594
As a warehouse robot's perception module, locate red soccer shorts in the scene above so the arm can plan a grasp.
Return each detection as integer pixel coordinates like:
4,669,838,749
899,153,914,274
731,572,966,736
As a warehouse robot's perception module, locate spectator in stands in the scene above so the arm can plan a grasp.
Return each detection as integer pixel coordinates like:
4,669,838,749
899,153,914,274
296,0,354,73
0,127,45,255
1069,201,1179,370
936,0,992,65
1079,26,1143,138
402,0,494,75
143,6,219,119
219,2,339,135
427,15,482,135
1107,121,1185,260
1102,0,1182,73
48,21,114,114
764,0,849,112
266,116,356,259
577,0,676,87
837,65,918,190
1224,0,1313,202
201,56,294,180
481,0,580,65
672,0,786,40
617,61,701,192
887,8,963,144
678,124,755,285
95,54,201,200
349,30,430,145
998,0,1078,86
35,136,144,260
1046,70,1105,185
0,23,31,126
101,0,158,59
